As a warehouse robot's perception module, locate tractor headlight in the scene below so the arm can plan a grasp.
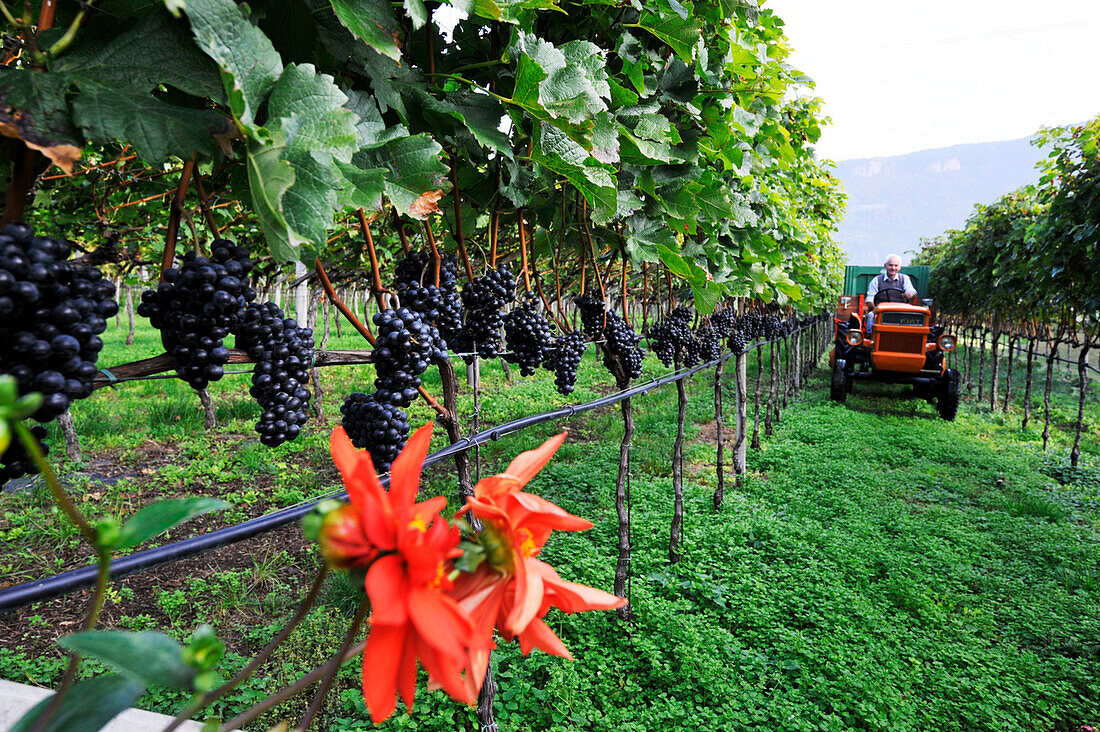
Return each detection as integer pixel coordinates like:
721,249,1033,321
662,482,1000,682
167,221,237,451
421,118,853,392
846,329,864,346
937,334,957,351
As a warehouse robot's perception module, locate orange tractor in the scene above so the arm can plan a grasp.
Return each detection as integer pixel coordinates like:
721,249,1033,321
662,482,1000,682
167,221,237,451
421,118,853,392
829,266,960,420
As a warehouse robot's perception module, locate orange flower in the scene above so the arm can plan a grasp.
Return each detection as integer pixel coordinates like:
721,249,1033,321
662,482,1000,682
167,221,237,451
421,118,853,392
329,423,480,724
451,433,625,693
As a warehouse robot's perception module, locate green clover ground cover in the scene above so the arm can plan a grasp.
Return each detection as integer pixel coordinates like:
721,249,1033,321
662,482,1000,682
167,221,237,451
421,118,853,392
1,318,1098,730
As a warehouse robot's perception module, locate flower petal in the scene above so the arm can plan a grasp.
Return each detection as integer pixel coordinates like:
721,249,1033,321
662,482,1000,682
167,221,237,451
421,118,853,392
407,586,471,665
503,432,567,487
389,422,433,512
505,556,545,634
516,616,573,659
416,635,475,705
472,474,524,500
508,492,594,532
396,637,419,714
532,560,626,612
366,554,410,625
363,623,408,724
331,426,385,509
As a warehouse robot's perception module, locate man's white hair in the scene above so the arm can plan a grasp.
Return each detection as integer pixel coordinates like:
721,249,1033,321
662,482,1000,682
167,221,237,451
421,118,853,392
884,254,902,265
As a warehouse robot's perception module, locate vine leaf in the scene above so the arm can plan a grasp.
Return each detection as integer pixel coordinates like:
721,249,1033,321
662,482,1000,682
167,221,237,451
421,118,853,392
471,0,563,24
9,675,146,732
512,33,607,123
70,85,235,163
117,496,230,550
0,69,82,172
403,0,428,29
532,122,615,222
633,11,703,63
328,0,403,62
58,632,196,690
55,9,226,104
178,0,283,125
264,64,360,253
246,127,306,262
355,134,449,219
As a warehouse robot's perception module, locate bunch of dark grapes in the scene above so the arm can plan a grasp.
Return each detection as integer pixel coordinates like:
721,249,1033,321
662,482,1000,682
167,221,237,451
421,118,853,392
602,311,644,379
761,313,784,341
740,313,764,340
340,392,409,473
454,265,515,361
234,302,314,446
371,307,445,407
138,239,255,389
0,426,48,484
646,307,694,367
710,306,738,338
503,298,555,376
574,293,606,337
693,324,723,363
0,222,118,479
727,330,749,354
543,331,587,395
393,251,462,347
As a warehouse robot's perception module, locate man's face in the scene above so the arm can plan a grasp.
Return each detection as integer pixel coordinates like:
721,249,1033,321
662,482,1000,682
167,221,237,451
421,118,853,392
885,258,901,277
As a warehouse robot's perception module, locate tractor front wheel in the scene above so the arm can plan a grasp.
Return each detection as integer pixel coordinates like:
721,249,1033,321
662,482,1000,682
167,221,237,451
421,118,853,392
830,360,848,403
937,368,960,420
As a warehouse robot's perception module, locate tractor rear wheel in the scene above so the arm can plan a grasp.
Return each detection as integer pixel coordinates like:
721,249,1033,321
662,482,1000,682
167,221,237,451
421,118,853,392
830,360,848,403
937,368,960,420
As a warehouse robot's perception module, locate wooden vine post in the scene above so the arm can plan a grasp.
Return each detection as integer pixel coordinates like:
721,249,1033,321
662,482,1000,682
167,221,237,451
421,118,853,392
731,349,748,492
1041,332,1062,452
712,358,726,509
1070,335,1093,468
1022,330,1037,429
989,312,1001,411
669,355,686,564
751,345,763,449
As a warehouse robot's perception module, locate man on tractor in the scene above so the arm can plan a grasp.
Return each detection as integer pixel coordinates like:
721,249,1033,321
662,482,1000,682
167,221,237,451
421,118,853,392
865,254,919,332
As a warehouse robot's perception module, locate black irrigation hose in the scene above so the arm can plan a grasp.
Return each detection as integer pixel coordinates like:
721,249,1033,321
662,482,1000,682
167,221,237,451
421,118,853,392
0,325,821,613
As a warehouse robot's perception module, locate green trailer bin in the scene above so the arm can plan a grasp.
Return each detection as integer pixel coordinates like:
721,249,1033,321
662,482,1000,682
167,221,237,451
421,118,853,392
842,265,930,300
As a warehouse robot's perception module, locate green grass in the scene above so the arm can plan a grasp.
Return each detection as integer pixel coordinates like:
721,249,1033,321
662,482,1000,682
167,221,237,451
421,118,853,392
2,320,1098,731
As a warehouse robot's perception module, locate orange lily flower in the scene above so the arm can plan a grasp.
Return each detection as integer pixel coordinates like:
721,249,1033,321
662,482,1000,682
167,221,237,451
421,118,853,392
451,432,626,693
329,423,481,724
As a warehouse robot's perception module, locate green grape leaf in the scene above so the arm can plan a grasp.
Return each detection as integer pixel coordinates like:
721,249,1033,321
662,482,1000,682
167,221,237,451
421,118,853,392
0,68,82,173
404,0,428,28
531,122,615,223
633,11,702,63
261,64,360,255
473,0,562,23
9,675,146,732
692,279,723,314
117,497,230,550
356,134,449,219
512,33,606,123
623,214,676,263
247,126,308,262
328,0,403,62
54,8,225,103
58,631,195,690
69,83,234,164
179,0,283,125
335,161,386,212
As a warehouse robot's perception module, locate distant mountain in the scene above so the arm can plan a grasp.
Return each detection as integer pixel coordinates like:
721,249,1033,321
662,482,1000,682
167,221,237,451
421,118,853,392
834,136,1048,266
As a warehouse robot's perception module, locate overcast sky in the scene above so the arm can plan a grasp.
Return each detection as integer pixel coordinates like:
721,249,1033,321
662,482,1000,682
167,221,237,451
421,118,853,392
768,0,1100,161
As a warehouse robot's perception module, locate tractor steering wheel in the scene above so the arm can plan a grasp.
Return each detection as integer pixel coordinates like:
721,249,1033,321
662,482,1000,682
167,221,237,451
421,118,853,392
874,288,909,305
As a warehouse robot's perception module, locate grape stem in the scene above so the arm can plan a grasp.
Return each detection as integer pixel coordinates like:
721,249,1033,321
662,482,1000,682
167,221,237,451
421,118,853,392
392,209,411,254
517,208,531,292
190,159,220,237
161,567,331,732
315,258,448,418
357,209,393,311
161,158,195,281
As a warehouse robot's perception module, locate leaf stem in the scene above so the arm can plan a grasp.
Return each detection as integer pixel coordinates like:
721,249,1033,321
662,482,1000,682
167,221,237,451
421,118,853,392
220,640,367,732
297,599,370,730
160,567,331,732
45,4,90,58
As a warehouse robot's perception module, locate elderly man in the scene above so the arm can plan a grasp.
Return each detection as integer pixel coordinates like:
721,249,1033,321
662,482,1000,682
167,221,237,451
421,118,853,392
867,254,917,309
864,254,918,331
